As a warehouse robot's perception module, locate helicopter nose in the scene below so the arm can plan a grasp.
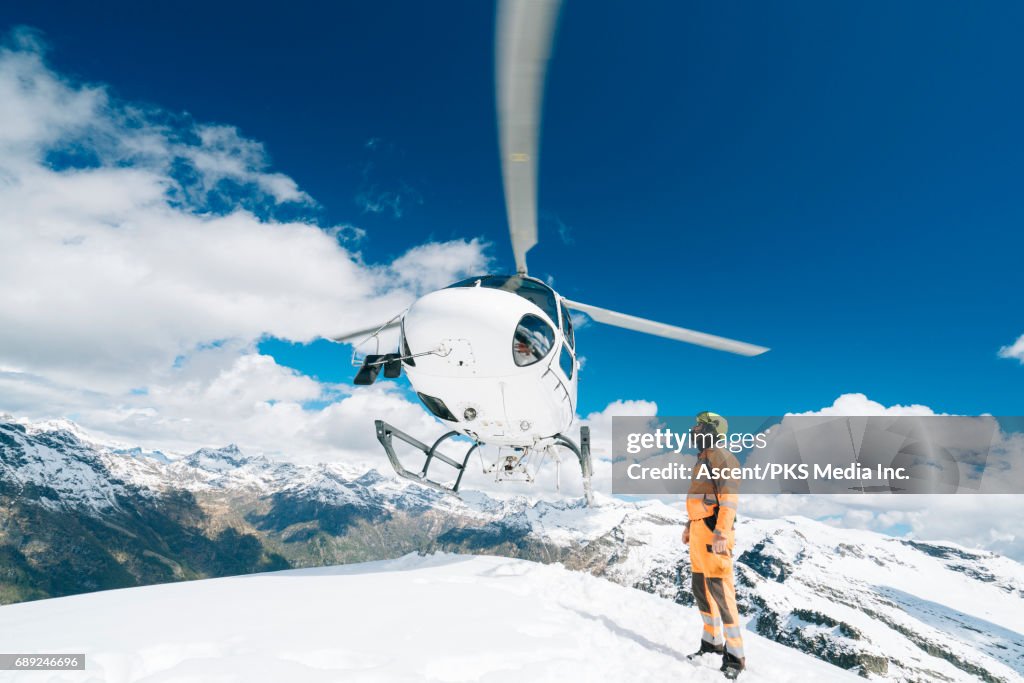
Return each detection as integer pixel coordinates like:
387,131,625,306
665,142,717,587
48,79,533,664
403,286,530,377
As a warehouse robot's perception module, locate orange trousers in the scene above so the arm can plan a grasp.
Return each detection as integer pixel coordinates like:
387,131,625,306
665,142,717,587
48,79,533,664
689,520,744,660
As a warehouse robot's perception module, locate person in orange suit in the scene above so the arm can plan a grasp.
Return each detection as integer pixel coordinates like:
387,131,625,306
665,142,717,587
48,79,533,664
682,412,745,679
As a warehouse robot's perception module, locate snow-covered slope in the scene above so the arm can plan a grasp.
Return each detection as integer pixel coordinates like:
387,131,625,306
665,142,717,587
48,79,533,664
570,504,1024,683
441,495,1024,682
0,554,859,683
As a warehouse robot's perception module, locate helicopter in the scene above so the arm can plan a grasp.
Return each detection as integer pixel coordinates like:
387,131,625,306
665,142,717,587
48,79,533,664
330,0,768,505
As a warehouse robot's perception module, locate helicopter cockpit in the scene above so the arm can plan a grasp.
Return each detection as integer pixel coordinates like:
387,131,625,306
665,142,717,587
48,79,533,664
448,275,572,372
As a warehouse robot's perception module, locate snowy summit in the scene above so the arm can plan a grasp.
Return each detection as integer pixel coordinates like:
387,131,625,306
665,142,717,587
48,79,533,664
0,553,860,683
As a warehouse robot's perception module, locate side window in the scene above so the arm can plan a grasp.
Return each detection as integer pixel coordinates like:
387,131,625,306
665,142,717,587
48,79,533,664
559,344,574,379
512,314,555,366
560,301,574,349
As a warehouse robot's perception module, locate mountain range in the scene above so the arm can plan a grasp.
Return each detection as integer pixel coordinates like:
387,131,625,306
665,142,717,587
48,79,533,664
1,416,1022,682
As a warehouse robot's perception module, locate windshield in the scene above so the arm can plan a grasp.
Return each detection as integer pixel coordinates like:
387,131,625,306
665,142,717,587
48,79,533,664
448,275,559,323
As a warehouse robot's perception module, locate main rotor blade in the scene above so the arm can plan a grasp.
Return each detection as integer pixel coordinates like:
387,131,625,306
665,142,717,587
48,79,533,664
496,0,562,275
563,299,770,356
330,321,400,344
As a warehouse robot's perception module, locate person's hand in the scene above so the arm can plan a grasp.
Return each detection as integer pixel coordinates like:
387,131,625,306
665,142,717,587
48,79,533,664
682,526,690,544
712,536,728,554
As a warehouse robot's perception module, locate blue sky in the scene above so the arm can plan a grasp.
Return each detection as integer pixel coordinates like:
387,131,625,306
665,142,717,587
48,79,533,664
4,0,1022,418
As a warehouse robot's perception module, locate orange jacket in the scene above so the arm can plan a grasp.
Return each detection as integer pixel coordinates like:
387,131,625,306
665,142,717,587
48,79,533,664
685,447,740,539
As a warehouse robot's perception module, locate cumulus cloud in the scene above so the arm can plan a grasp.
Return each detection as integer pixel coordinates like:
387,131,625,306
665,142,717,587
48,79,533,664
389,238,490,294
584,393,1023,560
179,124,311,205
0,29,487,457
580,399,659,494
789,392,942,417
737,393,1024,560
998,333,1024,363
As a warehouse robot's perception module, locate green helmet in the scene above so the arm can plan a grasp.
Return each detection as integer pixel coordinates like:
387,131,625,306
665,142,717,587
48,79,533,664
695,411,728,437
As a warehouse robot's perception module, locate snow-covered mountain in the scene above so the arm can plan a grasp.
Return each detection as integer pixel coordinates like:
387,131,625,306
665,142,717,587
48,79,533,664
0,554,861,683
2,417,1023,682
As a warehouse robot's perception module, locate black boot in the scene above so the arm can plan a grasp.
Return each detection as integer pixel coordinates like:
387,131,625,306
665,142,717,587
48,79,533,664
687,640,725,660
720,652,745,679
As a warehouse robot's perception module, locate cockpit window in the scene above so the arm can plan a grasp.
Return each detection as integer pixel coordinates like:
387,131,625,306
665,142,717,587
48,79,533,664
448,275,558,323
559,343,574,379
560,301,574,349
512,314,555,366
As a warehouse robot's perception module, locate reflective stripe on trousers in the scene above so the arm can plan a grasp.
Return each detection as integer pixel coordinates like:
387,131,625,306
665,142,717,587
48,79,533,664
689,524,744,659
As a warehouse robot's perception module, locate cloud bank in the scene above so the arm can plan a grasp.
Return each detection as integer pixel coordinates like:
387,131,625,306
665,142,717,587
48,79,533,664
743,393,1024,561
0,28,486,464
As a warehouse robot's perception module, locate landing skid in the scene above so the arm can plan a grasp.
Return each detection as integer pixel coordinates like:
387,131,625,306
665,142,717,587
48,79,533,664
375,420,478,495
553,428,594,506
374,420,594,506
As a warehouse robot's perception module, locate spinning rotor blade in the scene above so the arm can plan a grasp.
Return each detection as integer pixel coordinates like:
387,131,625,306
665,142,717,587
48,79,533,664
563,299,770,357
496,0,561,275
330,321,400,344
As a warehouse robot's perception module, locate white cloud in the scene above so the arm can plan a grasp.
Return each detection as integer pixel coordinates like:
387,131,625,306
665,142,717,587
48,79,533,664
581,399,659,495
389,238,490,294
0,30,488,460
0,344,446,470
181,124,311,204
737,393,1024,560
0,30,101,151
579,393,1023,560
998,333,1024,363
580,399,659,459
789,392,941,417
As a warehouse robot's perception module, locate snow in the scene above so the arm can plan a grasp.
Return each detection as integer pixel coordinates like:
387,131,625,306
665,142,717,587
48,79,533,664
501,500,1024,682
0,554,860,683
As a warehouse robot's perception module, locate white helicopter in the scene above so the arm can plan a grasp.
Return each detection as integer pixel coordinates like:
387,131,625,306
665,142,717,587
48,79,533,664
331,0,768,504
